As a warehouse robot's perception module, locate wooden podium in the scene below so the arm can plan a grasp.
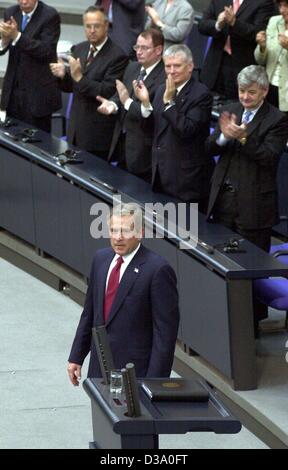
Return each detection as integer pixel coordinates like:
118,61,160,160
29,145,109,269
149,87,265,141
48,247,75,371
83,378,241,449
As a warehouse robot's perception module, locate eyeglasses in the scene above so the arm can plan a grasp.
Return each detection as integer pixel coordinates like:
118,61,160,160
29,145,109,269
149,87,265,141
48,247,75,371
133,45,154,52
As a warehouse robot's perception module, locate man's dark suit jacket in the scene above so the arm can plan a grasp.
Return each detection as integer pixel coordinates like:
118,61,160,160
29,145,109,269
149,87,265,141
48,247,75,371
95,0,145,56
151,77,213,202
0,1,61,118
206,101,288,229
109,60,166,177
60,38,128,154
68,245,180,378
198,0,275,91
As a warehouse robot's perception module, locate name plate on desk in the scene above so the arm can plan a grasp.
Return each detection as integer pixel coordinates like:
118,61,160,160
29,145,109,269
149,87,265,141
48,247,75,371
141,378,209,402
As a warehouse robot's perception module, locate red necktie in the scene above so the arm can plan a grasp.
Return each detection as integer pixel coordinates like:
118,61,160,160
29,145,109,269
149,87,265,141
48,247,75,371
224,0,240,55
101,0,111,14
104,256,124,322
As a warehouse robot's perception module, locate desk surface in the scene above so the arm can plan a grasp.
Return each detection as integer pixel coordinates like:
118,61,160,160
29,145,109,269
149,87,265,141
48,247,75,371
1,123,287,281
84,378,241,435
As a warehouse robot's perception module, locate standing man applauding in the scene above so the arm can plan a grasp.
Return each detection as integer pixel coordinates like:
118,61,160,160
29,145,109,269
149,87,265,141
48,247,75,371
0,0,61,132
199,0,275,99
50,6,128,160
97,28,165,181
206,65,288,252
134,44,213,210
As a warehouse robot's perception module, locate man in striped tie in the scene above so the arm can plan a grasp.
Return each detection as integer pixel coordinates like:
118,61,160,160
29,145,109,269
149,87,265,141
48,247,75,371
207,65,288,253
97,28,165,181
68,202,179,384
50,6,128,160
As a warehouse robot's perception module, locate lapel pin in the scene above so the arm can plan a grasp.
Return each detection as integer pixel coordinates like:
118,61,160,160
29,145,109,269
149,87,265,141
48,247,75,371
134,268,139,273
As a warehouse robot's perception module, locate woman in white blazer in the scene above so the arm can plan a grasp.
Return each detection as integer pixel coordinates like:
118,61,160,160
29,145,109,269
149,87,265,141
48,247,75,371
145,0,194,49
254,0,288,112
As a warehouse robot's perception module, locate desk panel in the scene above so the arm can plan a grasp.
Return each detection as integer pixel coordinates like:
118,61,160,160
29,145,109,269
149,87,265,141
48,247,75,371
274,151,288,237
178,250,232,378
0,147,35,244
32,164,85,273
80,190,111,277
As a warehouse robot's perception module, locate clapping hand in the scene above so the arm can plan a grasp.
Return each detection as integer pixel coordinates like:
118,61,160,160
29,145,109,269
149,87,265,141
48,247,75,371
69,56,82,82
220,112,247,141
163,74,176,104
96,96,116,115
256,31,267,51
216,10,226,29
145,5,160,25
0,16,18,45
278,32,288,49
132,79,150,107
224,6,236,26
50,58,66,79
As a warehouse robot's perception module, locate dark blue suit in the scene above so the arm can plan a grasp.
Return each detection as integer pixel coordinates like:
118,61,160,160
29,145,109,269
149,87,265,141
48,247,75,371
0,1,61,130
68,244,179,378
95,0,145,57
151,77,213,203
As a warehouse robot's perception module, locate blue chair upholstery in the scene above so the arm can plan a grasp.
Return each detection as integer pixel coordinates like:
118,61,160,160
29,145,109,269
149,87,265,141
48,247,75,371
52,93,73,139
254,243,288,329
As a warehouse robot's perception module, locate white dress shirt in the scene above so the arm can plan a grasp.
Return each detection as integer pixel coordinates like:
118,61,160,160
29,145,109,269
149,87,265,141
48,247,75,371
105,243,141,289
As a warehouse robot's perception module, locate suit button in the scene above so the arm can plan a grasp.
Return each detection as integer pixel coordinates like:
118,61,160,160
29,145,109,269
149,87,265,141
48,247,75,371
157,146,161,150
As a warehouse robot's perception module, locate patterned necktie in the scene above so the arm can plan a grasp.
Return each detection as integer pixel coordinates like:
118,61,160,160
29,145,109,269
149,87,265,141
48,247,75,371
242,110,253,124
136,68,147,83
21,14,29,32
104,256,124,322
224,0,241,55
86,45,97,66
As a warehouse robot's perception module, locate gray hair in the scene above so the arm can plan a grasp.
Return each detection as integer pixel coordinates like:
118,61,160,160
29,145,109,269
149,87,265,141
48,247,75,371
163,44,193,64
237,65,269,89
109,202,144,233
83,5,108,22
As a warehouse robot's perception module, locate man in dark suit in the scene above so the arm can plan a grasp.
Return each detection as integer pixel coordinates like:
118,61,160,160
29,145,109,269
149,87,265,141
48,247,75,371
135,44,213,209
95,0,145,57
206,65,288,252
67,202,179,383
50,6,128,159
0,0,61,132
198,0,276,99
97,28,165,181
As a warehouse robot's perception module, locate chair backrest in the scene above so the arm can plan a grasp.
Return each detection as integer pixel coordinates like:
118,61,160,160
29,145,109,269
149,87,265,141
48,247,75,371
186,23,211,70
270,243,288,265
65,93,73,121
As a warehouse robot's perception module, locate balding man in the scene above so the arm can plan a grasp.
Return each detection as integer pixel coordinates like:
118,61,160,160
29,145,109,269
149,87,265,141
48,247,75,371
50,6,128,159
